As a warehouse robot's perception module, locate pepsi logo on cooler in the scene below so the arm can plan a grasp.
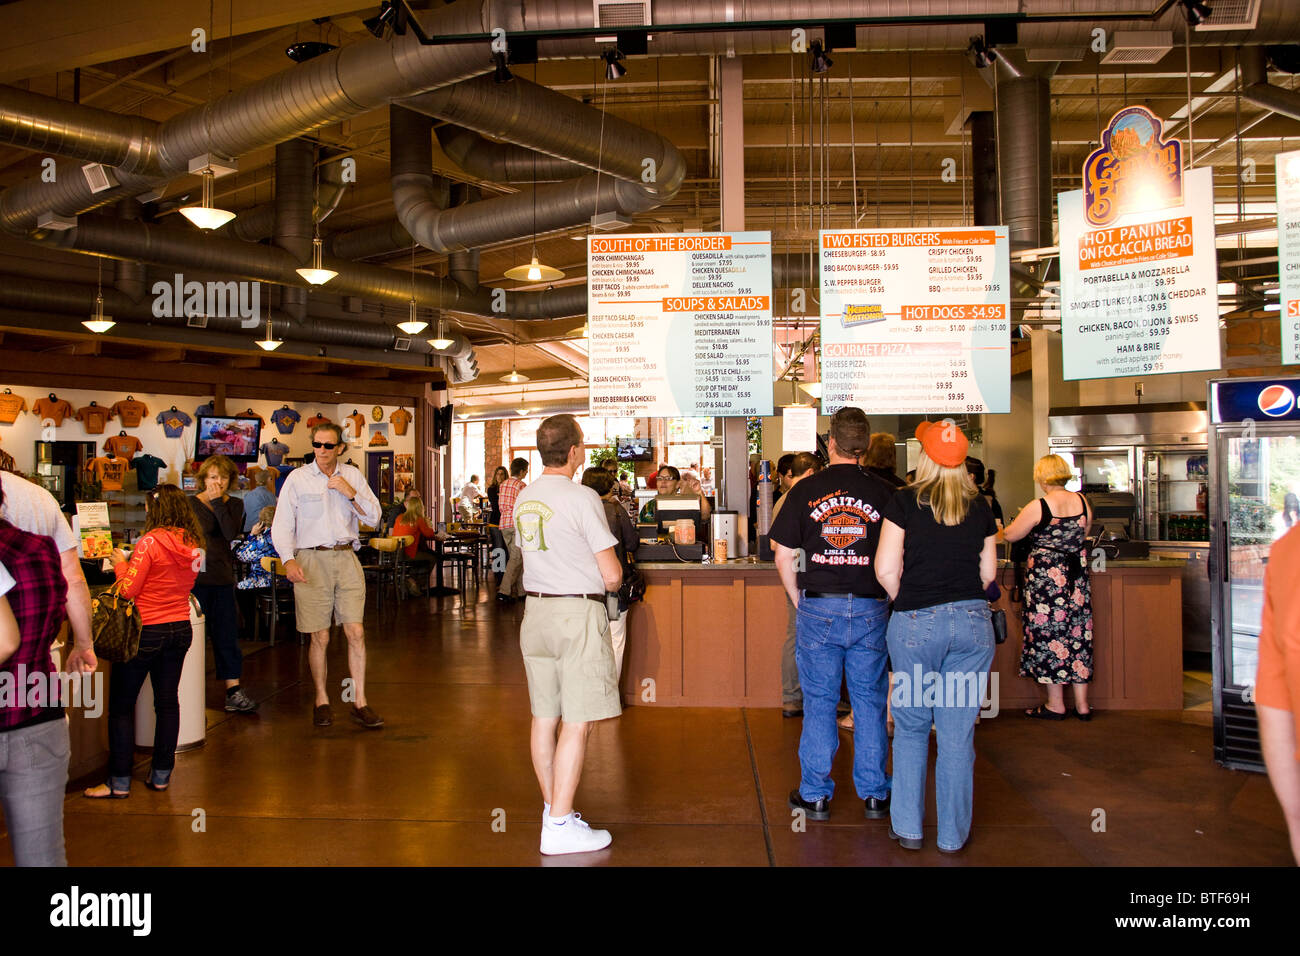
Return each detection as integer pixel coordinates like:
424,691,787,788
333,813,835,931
1258,384,1297,417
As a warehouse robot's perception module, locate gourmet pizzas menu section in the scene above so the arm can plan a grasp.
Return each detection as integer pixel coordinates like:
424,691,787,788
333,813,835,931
1059,166,1221,380
818,227,1011,414
587,232,773,418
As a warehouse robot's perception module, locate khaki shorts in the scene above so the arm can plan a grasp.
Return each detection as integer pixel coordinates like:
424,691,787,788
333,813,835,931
293,548,366,633
519,597,621,723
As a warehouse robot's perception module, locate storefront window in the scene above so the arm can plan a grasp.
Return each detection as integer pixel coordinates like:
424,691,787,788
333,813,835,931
508,415,637,481
665,417,712,475
450,420,485,498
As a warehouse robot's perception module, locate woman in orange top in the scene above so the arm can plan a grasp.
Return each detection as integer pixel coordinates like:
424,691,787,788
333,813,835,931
85,485,205,798
391,493,443,592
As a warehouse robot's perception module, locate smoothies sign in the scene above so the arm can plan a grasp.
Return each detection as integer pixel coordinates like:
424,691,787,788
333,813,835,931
1274,150,1300,365
1060,106,1220,380
818,226,1011,414
587,232,773,418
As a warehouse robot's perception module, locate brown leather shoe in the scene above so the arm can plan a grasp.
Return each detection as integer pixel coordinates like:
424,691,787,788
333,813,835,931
313,705,333,727
351,705,384,729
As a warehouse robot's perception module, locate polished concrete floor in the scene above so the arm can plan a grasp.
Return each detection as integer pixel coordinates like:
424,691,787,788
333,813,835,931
11,585,1293,866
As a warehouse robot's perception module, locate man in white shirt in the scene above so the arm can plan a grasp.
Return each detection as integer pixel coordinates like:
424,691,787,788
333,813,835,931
459,475,482,520
515,414,624,856
271,423,383,729
0,472,96,675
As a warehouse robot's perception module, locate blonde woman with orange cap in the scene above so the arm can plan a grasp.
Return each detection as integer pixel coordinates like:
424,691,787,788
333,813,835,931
875,419,998,853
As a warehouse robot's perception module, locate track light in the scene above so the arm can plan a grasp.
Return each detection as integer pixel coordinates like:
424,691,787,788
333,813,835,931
1179,0,1213,26
363,1,407,38
492,50,514,84
603,48,627,81
285,41,337,63
966,35,998,69
810,40,833,75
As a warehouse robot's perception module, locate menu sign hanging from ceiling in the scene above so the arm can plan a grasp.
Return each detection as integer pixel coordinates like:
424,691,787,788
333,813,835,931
1275,150,1300,366
1059,106,1220,380
818,226,1011,414
587,232,773,418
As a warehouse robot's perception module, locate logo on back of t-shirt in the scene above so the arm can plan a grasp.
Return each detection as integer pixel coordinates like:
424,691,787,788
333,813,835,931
515,500,555,551
821,511,868,549
809,491,880,565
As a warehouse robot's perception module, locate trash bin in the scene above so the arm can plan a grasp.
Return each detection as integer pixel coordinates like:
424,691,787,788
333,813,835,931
134,596,207,752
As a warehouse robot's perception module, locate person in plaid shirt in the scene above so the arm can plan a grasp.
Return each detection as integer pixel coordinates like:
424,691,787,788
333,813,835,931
496,457,529,603
0,480,71,866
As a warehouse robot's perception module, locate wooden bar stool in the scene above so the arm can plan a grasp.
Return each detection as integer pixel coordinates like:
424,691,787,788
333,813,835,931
254,557,296,647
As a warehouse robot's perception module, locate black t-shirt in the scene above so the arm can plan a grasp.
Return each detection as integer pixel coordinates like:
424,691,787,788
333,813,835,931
881,490,996,612
768,463,894,597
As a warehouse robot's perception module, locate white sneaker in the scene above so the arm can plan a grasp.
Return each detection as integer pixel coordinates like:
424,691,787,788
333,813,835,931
539,812,613,855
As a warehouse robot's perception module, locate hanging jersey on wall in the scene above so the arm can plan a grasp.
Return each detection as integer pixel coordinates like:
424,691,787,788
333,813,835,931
389,407,413,435
156,409,193,438
306,413,331,429
270,406,301,435
0,392,27,424
260,440,289,467
129,454,166,490
33,397,74,426
110,398,149,427
238,409,267,428
103,434,143,459
195,402,215,418
87,456,128,491
344,412,366,442
76,405,112,434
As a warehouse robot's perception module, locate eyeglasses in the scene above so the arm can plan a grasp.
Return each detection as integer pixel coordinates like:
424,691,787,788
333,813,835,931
312,441,339,449
656,475,673,482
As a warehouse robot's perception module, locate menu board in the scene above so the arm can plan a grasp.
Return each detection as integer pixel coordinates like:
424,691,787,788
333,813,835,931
1276,150,1300,366
587,232,773,418
818,226,1011,414
1059,109,1220,380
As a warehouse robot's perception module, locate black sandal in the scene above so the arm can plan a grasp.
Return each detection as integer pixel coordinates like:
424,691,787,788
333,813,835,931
1025,705,1067,720
1075,709,1093,722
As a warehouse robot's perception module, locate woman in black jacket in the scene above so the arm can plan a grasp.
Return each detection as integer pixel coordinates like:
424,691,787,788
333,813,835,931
190,455,256,713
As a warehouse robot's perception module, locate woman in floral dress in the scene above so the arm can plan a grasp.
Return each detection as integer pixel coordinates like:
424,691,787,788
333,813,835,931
1003,454,1095,720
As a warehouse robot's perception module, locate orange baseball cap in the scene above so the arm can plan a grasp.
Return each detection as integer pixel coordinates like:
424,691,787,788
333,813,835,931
914,420,969,468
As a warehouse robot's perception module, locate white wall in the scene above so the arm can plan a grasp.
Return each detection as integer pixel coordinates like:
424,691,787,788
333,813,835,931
982,374,1037,520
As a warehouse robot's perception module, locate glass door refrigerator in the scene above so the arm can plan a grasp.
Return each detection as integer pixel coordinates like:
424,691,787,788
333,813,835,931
1209,376,1300,771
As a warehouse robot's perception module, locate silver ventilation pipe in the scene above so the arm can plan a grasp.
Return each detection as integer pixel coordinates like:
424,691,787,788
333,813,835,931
1241,46,1300,122
111,199,147,302
431,332,480,384
994,55,1056,251
402,75,683,193
0,86,160,173
274,138,315,322
391,105,683,253
435,125,588,183
327,220,414,260
224,150,348,243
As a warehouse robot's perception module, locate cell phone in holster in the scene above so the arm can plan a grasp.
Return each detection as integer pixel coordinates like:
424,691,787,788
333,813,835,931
605,592,620,622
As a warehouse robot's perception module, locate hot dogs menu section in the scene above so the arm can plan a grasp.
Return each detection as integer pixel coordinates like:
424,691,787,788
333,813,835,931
1276,149,1300,366
587,232,773,417
818,226,1011,414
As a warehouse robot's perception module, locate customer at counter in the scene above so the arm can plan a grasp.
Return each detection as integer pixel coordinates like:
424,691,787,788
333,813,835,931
874,420,998,854
771,406,893,823
770,452,821,719
1003,454,1095,720
637,465,712,524
582,467,639,681
862,433,906,489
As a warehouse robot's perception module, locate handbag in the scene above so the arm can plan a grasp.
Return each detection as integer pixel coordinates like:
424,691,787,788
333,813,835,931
618,556,646,605
990,606,1008,645
90,582,143,663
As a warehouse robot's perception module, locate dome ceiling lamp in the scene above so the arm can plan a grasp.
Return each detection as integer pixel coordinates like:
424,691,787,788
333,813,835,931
396,244,427,334
82,257,115,334
504,152,564,283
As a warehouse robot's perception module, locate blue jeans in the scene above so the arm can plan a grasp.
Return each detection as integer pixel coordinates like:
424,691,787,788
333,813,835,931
795,595,890,801
0,717,69,866
886,600,995,851
108,620,193,790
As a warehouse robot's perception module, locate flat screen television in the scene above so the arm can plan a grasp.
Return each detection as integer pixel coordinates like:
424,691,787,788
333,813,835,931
617,438,653,462
194,415,262,462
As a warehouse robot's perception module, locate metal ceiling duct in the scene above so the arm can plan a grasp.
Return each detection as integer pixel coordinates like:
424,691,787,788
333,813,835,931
435,125,589,183
274,138,315,322
0,86,161,173
1241,45,1300,121
994,58,1056,251
225,152,347,243
326,219,415,260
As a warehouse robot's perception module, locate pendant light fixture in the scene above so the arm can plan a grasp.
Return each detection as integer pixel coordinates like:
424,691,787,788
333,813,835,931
83,257,115,334
500,325,529,383
256,309,282,351
504,151,564,282
396,244,427,334
428,311,453,350
295,160,338,285
180,4,236,231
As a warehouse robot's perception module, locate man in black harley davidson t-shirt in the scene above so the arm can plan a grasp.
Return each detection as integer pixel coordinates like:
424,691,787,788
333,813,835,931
770,406,895,822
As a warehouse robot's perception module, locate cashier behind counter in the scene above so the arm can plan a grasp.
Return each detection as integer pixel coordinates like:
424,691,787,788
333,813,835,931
637,465,712,541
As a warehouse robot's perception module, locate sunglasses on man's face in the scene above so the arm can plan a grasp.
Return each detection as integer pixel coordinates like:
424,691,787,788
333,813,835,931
312,441,339,450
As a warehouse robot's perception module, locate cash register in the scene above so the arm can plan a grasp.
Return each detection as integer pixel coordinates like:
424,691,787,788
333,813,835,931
1086,492,1149,559
635,493,705,561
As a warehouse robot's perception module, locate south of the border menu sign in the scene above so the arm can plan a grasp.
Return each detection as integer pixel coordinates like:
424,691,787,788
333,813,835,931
1059,107,1220,380
818,226,1011,414
587,232,773,418
1276,149,1300,366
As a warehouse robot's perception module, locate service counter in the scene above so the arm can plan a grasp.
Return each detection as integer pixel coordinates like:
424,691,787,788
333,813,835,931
623,558,1186,710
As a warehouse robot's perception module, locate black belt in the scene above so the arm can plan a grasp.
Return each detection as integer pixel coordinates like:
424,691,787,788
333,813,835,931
525,591,605,604
803,591,884,600
304,544,353,551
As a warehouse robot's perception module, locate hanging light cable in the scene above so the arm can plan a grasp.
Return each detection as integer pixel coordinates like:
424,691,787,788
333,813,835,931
180,1,236,230
256,306,282,351
504,150,564,282
296,156,338,285
83,256,115,333
396,242,428,333
500,324,529,383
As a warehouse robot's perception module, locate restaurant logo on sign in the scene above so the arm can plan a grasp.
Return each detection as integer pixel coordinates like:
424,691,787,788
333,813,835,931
1083,106,1183,227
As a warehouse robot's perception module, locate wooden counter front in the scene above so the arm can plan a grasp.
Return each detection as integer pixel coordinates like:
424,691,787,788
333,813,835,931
623,559,1185,711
